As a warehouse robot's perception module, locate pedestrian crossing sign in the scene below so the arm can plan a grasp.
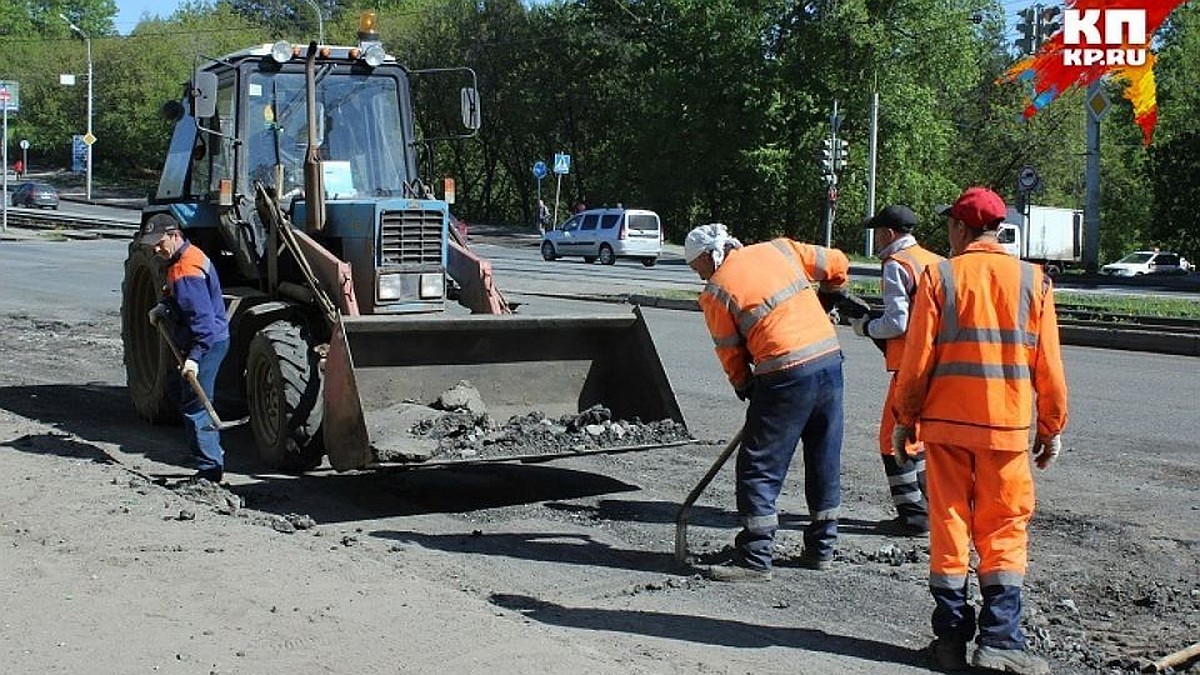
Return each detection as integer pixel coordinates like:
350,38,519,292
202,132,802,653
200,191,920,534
554,153,571,175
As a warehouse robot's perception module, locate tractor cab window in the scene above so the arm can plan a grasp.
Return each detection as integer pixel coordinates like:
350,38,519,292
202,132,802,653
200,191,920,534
208,77,237,194
246,71,411,202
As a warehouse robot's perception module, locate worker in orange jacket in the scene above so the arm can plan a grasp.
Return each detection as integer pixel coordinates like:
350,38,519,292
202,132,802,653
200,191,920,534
684,223,851,582
892,187,1068,674
848,205,944,536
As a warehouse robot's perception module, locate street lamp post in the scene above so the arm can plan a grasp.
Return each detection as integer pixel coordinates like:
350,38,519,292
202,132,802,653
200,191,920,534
304,0,324,44
60,14,93,202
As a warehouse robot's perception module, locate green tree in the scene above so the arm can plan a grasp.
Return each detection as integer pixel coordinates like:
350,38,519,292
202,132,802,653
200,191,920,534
1143,2,1200,260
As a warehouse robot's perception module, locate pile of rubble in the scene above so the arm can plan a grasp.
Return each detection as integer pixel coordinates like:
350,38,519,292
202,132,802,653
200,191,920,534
406,381,691,461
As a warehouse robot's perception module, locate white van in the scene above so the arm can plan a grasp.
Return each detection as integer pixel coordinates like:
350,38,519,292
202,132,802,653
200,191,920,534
540,208,662,266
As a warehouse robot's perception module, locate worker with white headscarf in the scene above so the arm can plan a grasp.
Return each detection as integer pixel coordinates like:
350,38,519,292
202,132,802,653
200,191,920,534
685,223,852,581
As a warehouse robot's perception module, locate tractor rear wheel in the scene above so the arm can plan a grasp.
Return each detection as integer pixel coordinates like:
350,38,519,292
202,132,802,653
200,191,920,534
246,321,325,472
121,242,179,424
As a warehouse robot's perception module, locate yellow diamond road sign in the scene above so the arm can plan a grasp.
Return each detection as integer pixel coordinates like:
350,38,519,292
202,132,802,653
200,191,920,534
82,132,97,146
1087,89,1111,121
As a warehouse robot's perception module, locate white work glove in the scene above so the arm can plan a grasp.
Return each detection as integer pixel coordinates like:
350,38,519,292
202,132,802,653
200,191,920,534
1032,434,1062,470
181,359,199,379
147,304,168,325
891,425,914,467
850,315,870,337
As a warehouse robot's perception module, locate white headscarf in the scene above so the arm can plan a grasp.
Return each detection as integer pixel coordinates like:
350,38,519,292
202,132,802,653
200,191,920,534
684,223,743,267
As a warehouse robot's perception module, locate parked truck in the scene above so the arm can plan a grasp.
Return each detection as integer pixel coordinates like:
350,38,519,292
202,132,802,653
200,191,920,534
121,13,684,473
997,205,1083,276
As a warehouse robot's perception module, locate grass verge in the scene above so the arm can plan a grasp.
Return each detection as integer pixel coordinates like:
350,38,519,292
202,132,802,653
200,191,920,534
642,284,1200,320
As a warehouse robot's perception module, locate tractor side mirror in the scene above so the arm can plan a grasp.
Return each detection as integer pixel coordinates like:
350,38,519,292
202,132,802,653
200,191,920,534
460,87,481,131
192,71,218,119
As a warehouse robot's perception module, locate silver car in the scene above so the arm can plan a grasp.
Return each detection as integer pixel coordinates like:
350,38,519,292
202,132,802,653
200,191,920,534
10,182,60,210
540,208,662,266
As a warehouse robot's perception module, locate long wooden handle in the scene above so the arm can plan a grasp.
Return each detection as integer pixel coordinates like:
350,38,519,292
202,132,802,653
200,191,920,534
674,428,744,564
1148,642,1200,672
155,321,234,430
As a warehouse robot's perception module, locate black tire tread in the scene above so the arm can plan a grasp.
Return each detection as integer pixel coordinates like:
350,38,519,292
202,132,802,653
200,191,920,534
120,243,178,424
247,321,324,472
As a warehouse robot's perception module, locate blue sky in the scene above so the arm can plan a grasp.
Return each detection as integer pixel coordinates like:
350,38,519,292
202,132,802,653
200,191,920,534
114,0,183,34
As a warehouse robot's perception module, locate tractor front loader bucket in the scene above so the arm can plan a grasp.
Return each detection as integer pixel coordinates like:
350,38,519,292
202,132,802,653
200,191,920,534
322,306,686,471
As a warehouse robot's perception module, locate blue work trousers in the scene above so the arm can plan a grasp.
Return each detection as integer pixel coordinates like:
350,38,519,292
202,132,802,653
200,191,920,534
181,338,229,472
932,583,1025,650
735,356,844,569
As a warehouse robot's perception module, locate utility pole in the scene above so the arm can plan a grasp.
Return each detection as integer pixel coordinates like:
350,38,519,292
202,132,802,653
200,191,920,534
1083,82,1105,273
303,0,324,44
2,91,8,235
61,14,93,202
864,90,879,256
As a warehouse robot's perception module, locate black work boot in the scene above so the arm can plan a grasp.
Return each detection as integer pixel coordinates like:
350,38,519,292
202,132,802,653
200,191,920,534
880,452,928,534
929,638,969,672
192,467,223,483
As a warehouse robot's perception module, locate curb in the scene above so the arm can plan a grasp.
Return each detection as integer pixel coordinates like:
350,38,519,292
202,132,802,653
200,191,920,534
513,290,1200,358
1059,324,1200,357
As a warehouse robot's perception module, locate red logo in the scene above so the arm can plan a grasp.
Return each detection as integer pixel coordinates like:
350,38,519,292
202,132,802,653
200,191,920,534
1002,0,1187,144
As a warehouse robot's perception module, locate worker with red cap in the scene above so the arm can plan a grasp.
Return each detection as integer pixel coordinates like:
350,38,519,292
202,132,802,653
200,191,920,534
893,187,1068,674
850,205,944,536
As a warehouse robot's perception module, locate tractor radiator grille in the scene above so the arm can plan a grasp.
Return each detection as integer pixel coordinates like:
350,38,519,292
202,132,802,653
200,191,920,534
380,210,444,265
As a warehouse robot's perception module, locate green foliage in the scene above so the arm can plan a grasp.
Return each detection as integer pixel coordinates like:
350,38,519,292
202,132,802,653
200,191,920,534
0,0,1195,267
1057,293,1200,320
1143,2,1200,261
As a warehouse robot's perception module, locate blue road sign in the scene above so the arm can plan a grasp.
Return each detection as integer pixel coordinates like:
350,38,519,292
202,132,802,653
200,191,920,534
72,135,87,173
553,153,571,175
532,160,548,180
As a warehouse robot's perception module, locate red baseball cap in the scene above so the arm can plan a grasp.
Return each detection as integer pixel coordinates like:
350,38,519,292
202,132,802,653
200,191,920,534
937,187,1007,229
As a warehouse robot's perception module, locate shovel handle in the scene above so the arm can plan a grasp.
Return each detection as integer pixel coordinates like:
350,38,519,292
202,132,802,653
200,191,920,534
674,427,745,565
155,320,241,431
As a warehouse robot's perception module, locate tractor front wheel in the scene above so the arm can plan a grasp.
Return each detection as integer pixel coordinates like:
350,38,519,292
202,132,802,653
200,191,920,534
246,321,325,472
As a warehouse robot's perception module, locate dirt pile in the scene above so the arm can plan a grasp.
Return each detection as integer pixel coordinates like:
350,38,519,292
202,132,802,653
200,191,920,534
406,382,691,461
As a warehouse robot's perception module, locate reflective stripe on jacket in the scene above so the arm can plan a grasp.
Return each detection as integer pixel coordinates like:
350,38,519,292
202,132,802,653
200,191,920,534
893,241,1068,451
882,243,945,371
699,238,849,390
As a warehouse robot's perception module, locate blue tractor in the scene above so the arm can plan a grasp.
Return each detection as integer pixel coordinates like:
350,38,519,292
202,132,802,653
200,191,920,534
120,14,683,473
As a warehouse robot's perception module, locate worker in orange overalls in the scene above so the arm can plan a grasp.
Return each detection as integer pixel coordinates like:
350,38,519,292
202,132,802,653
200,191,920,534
848,205,944,536
684,223,851,582
892,187,1068,674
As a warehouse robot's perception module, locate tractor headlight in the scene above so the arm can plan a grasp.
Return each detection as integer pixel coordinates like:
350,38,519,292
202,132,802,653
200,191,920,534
419,273,444,300
378,273,404,301
361,43,386,68
270,41,293,64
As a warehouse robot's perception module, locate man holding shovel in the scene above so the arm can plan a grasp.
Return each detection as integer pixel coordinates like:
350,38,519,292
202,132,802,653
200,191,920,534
143,215,231,483
684,223,851,581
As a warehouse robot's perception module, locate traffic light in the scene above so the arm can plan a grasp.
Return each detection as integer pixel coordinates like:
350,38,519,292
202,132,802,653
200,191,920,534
818,138,834,175
1039,5,1062,44
1016,6,1037,55
833,139,849,170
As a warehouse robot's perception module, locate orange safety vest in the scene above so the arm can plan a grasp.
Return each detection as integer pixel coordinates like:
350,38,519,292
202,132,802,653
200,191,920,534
894,241,1069,451
699,238,850,390
882,243,945,371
